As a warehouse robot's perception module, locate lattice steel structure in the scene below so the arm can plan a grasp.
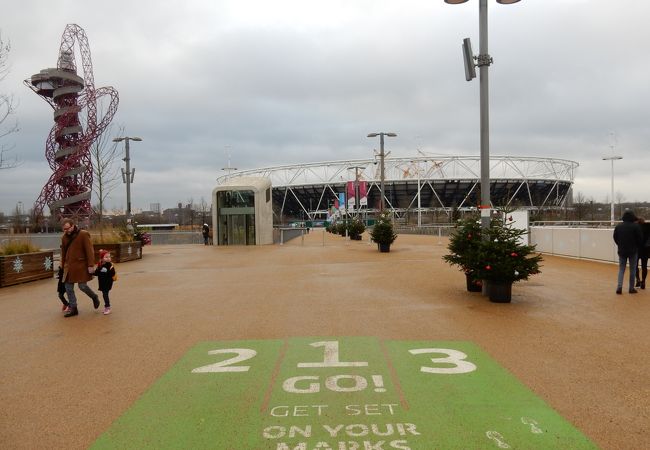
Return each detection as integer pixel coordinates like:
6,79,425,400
25,24,119,223
217,155,578,222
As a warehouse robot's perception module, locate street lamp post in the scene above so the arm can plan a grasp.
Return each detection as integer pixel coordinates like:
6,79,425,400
367,132,397,214
347,166,366,217
410,160,428,227
602,155,622,225
445,0,521,230
113,136,142,230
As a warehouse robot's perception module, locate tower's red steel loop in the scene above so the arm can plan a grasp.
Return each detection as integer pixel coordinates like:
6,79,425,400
25,24,119,224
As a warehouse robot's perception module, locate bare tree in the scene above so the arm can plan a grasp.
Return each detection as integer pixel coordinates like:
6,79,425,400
573,191,587,220
198,197,210,225
0,31,19,170
186,198,195,231
91,123,124,230
616,192,626,219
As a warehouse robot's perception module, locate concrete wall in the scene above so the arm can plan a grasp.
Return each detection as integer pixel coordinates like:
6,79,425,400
530,227,617,263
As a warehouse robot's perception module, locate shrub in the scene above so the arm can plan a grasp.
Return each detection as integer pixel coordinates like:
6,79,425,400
0,240,41,256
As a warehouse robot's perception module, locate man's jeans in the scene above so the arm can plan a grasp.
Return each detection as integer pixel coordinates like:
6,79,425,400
618,252,638,290
64,282,97,309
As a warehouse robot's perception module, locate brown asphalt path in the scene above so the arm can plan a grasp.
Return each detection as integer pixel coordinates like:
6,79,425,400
0,230,648,449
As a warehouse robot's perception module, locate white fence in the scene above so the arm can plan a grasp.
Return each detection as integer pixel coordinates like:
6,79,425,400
530,226,617,263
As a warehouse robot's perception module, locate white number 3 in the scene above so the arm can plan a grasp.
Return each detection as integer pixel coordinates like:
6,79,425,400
408,348,477,374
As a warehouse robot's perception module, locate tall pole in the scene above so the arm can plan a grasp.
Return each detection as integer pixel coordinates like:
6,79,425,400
367,132,396,215
610,159,614,223
603,155,622,225
348,166,366,217
478,0,491,230
417,167,421,227
446,0,522,228
379,134,386,213
113,136,142,231
124,138,132,222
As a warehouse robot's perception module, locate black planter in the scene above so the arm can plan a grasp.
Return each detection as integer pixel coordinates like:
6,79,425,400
378,243,391,252
488,281,512,303
350,235,362,241
465,273,482,292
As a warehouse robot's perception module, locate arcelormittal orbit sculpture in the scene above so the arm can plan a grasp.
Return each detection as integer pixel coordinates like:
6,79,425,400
25,24,118,223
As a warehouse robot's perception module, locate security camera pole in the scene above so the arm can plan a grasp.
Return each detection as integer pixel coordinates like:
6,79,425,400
446,0,522,230
367,133,397,213
113,136,142,230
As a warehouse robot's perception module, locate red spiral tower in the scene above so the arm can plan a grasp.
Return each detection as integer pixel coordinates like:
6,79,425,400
25,24,119,224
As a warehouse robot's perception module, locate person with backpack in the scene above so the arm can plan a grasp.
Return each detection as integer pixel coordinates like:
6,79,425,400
94,249,116,315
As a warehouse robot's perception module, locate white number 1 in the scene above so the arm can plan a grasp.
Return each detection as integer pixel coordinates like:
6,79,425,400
298,341,368,368
409,348,477,374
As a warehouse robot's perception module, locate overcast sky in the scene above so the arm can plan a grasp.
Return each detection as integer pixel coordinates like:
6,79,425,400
1,0,649,215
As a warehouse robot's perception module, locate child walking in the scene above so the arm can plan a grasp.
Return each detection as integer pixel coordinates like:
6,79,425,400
94,249,116,315
57,266,70,312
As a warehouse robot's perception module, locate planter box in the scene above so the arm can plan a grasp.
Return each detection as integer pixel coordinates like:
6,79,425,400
0,251,55,288
94,242,143,263
378,243,391,253
465,273,483,292
488,281,513,303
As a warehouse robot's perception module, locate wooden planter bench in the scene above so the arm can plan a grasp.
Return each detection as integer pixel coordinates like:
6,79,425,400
93,242,143,263
0,251,55,288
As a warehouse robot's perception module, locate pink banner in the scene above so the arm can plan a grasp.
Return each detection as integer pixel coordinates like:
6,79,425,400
359,181,368,206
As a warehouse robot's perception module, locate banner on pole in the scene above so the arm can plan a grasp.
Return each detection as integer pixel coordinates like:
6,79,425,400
359,181,368,206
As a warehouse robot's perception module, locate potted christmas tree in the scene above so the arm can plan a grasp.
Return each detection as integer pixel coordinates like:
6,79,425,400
347,218,366,241
370,214,397,252
472,217,543,302
443,216,483,292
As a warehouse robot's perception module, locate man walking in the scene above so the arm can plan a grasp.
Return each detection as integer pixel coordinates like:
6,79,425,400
613,211,644,295
60,218,100,317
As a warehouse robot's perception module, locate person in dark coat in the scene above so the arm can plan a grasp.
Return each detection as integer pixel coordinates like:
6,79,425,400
60,218,100,317
94,249,116,315
56,266,69,311
202,223,210,245
613,211,644,294
635,217,650,289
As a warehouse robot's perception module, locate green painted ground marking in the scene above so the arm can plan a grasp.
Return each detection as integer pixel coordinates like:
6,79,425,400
93,338,597,449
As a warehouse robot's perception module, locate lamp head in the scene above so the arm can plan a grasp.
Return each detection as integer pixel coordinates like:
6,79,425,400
445,0,521,4
112,137,124,143
367,133,379,138
131,137,143,141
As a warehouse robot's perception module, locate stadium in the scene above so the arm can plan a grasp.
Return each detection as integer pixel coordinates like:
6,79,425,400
216,155,578,224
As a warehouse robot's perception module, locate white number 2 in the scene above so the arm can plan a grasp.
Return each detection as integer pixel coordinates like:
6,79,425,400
191,348,257,373
408,348,477,374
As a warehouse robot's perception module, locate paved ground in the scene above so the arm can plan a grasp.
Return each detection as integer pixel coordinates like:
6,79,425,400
0,230,648,449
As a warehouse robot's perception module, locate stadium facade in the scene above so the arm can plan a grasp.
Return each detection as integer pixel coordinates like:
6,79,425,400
216,155,578,224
